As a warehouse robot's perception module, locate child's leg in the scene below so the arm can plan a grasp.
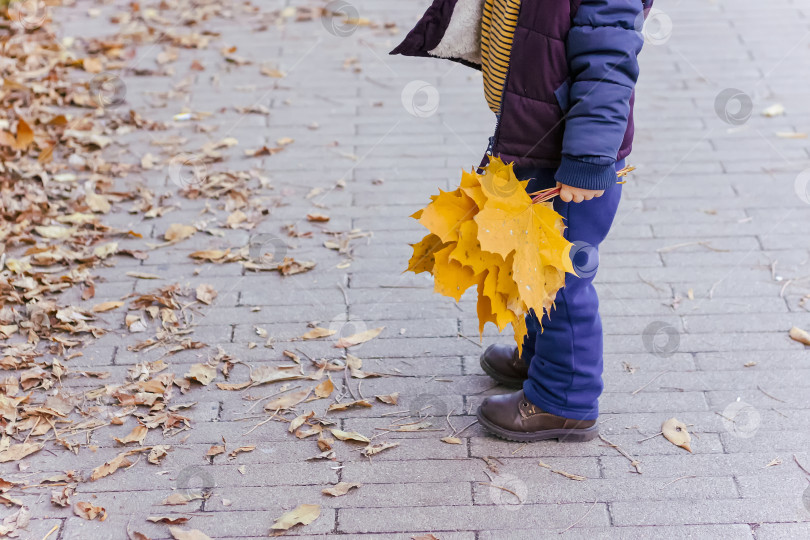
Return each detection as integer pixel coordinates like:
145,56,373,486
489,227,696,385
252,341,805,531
519,161,625,420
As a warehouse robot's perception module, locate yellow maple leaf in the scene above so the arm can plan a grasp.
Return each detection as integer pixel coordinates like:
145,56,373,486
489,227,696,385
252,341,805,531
476,277,498,337
418,188,477,243
432,244,482,302
478,158,527,202
406,156,577,348
475,197,574,317
459,168,487,209
513,307,529,357
448,220,504,277
482,265,516,332
406,233,447,274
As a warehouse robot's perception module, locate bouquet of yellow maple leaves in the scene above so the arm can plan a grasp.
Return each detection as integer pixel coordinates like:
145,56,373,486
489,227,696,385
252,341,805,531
406,157,576,355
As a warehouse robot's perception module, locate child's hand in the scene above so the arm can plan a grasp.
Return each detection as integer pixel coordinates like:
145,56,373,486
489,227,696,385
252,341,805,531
556,182,605,203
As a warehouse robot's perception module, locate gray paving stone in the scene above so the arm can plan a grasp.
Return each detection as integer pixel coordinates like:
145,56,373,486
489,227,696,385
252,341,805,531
29,0,810,537
337,503,610,534
609,498,805,526
479,525,754,540
600,452,810,479
756,523,810,540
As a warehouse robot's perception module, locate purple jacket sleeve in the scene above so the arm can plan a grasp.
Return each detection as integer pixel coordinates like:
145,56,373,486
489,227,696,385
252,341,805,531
555,0,645,191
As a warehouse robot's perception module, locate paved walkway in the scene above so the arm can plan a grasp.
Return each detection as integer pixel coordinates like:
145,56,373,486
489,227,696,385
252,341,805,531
6,0,810,538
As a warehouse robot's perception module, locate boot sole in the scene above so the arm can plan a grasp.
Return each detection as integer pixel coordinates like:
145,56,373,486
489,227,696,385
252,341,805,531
476,407,599,443
479,354,526,389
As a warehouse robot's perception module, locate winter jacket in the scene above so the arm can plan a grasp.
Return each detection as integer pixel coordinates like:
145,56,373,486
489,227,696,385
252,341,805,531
391,0,653,191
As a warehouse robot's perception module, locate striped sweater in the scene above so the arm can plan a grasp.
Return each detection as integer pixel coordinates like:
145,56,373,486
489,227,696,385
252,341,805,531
481,0,522,113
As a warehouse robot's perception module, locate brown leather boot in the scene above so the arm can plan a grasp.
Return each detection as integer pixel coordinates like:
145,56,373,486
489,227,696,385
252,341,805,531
476,389,598,442
479,344,529,388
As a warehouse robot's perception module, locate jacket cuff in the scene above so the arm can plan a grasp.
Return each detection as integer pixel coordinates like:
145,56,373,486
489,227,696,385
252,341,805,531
555,157,617,191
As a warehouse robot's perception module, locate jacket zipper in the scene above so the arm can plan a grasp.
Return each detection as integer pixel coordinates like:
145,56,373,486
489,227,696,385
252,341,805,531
489,1,523,158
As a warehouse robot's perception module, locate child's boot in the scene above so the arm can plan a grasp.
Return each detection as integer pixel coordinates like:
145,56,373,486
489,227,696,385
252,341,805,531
479,344,528,388
476,390,598,443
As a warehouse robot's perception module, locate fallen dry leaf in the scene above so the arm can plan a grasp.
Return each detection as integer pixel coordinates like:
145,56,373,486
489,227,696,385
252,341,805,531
307,450,336,461
327,399,372,412
92,301,125,313
662,417,692,453
114,424,148,445
185,363,216,385
306,213,329,222
169,527,213,540
789,326,810,346
270,504,321,532
321,482,361,497
300,327,336,340
330,429,370,443
195,284,218,305
265,388,312,411
148,445,170,464
392,421,433,432
206,444,226,457
260,64,286,78
314,377,335,398
289,411,315,433
250,365,305,385
346,355,382,378
762,103,785,117
334,327,384,348
51,485,75,507
0,506,29,536
90,449,147,481
0,443,42,463
375,393,399,405
228,446,256,459
361,441,399,457
216,381,252,391
440,436,462,445
147,516,190,525
164,223,197,243
162,491,205,506
74,501,107,521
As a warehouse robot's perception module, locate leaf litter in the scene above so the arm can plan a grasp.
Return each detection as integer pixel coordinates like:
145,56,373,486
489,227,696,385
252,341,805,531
0,1,398,536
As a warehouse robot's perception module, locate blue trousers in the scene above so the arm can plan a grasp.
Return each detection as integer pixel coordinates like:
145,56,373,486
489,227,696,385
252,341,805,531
515,160,625,421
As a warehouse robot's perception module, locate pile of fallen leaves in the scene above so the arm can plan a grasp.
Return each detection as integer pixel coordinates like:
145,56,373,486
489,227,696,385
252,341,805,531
0,1,402,537
406,157,575,353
